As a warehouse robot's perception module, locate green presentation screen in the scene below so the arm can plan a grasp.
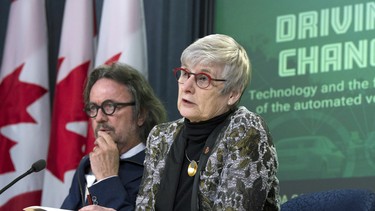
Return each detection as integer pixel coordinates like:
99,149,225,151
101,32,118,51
215,0,375,202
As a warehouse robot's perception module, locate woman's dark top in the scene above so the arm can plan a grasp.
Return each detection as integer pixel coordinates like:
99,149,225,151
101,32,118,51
172,109,232,211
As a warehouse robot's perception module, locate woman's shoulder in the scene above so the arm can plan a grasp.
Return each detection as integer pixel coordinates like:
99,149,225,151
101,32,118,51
153,118,184,131
146,118,184,151
231,106,265,123
148,118,184,140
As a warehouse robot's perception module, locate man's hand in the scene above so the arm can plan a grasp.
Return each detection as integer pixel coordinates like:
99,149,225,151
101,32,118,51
79,205,116,211
89,131,120,180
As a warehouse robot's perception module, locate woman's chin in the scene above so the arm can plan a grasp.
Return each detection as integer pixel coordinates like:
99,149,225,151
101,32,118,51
179,110,195,120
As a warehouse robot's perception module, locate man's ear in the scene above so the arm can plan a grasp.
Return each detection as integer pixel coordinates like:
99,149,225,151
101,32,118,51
137,110,146,127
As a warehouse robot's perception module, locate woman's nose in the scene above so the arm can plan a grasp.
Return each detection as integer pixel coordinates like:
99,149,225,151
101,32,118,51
184,75,196,87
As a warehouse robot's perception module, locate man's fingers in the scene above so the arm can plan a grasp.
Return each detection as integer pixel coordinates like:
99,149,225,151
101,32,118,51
92,132,117,155
97,131,115,146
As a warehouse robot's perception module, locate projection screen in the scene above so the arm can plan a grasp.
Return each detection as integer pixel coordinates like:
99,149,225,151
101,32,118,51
214,0,375,202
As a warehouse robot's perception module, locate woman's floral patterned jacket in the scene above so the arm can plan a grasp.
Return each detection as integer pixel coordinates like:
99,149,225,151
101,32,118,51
136,106,280,211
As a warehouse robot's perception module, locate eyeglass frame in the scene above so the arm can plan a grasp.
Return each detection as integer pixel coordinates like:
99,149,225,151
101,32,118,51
173,67,227,89
84,99,135,118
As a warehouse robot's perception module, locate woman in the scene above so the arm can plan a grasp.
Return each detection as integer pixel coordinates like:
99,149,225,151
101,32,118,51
136,34,280,211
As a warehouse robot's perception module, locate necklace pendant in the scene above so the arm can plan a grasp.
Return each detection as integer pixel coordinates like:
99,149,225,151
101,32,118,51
187,160,198,177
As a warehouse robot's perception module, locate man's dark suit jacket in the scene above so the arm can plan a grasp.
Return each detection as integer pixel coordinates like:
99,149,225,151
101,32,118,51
61,150,145,211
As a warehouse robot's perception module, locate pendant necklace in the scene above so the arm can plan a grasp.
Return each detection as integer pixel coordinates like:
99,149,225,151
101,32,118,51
185,150,199,177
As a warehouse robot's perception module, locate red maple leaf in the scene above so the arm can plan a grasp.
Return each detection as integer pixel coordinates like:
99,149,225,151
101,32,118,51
47,59,91,181
0,64,47,173
105,52,121,65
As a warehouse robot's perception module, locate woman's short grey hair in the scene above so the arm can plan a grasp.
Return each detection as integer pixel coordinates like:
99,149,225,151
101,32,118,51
181,34,251,100
83,62,167,143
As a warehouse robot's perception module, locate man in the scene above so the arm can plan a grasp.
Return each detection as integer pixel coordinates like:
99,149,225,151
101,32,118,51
61,62,167,211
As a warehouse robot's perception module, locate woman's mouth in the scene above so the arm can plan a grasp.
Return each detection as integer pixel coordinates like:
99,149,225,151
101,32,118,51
182,98,193,104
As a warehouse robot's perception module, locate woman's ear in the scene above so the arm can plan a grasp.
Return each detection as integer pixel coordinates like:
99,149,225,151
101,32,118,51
228,90,241,105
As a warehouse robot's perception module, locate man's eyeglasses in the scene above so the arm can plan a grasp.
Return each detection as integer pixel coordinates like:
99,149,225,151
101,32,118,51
173,67,227,89
84,100,135,118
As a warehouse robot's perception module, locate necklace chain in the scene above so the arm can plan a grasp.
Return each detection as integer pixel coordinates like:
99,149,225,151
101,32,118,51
185,150,199,163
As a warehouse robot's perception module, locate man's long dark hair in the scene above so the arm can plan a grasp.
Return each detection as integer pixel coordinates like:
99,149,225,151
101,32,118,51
83,62,167,143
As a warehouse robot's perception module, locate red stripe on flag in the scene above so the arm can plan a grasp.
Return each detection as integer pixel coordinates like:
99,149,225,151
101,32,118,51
0,190,42,210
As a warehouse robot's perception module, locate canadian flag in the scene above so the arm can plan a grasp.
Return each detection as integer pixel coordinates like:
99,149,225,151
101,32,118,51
95,0,148,78
41,0,95,207
0,0,50,210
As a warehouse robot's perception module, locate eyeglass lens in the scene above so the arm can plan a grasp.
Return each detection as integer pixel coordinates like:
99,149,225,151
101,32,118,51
85,100,134,118
174,68,211,88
